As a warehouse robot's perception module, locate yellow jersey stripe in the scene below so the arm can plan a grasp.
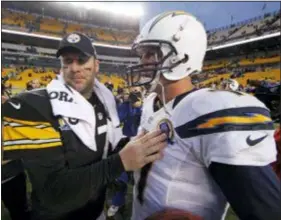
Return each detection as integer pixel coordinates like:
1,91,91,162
3,116,62,152
197,114,271,129
4,117,51,127
3,126,61,141
4,121,52,129
3,141,62,151
4,138,61,146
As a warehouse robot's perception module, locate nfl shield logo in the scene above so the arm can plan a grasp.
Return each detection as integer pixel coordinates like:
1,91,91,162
98,112,103,120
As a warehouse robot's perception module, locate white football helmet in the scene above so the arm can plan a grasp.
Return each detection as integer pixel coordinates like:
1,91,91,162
127,11,207,89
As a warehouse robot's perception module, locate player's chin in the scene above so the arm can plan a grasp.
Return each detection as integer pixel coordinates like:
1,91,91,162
72,82,87,93
145,208,203,220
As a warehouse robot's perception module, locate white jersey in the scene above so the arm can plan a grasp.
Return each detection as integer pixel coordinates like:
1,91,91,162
132,88,277,220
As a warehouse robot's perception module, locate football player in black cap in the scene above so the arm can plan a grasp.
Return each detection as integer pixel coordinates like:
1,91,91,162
2,32,167,220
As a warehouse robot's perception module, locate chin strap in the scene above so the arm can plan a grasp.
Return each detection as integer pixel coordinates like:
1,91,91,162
148,71,161,93
148,69,172,117
158,80,172,117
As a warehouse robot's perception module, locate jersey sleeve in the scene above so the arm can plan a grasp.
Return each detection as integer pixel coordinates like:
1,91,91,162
175,89,277,167
209,162,281,220
2,96,63,161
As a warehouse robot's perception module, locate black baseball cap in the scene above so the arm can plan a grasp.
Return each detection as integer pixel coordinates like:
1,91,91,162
56,32,97,58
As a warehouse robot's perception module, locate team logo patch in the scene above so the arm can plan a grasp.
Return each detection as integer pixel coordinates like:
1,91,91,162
158,118,174,144
67,34,81,43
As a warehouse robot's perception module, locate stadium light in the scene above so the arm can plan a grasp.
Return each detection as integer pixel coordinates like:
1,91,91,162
2,29,280,51
207,32,281,51
1,29,132,50
69,2,144,18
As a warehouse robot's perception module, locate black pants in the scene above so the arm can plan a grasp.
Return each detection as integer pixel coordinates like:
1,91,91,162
61,199,104,220
2,172,30,220
31,190,106,220
60,190,106,220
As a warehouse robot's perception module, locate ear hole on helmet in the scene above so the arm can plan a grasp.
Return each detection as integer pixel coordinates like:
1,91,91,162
172,33,180,42
182,54,189,63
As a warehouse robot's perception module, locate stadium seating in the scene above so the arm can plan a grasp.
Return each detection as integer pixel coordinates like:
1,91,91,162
40,17,65,34
3,8,279,47
239,55,280,66
4,68,57,91
110,74,127,88
112,31,134,44
209,25,242,44
236,68,280,86
95,28,116,42
2,8,280,94
2,9,35,28
200,68,280,88
1,9,137,45
66,23,83,34
200,49,280,88
229,16,272,39
208,10,280,45
203,53,280,71
203,61,229,70
97,73,126,89
3,67,126,93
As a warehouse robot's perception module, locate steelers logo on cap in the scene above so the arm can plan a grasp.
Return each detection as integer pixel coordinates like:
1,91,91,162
67,34,81,43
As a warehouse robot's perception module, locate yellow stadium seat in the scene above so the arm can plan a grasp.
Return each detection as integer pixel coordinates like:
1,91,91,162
200,69,280,87
4,68,57,90
40,17,64,33
235,69,280,86
66,23,83,34
239,56,280,66
2,9,36,28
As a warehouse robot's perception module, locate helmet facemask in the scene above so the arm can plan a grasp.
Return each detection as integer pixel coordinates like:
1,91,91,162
126,40,187,92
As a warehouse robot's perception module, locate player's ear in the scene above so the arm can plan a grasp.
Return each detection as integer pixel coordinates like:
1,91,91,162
94,58,100,73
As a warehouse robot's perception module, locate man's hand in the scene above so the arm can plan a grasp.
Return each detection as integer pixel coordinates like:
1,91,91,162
119,129,167,171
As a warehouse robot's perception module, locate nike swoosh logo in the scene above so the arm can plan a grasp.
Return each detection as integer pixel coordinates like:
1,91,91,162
9,102,21,110
246,134,268,146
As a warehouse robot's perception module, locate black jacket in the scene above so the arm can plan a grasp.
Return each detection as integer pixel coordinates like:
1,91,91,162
2,89,128,220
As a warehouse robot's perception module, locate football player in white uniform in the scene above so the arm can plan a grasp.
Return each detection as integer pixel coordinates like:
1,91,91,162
127,11,280,220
